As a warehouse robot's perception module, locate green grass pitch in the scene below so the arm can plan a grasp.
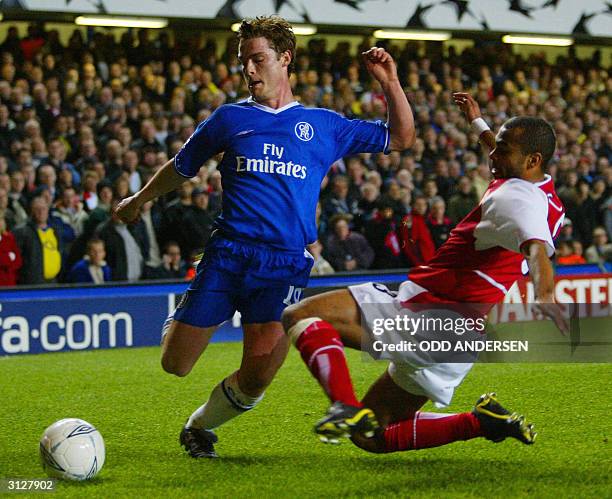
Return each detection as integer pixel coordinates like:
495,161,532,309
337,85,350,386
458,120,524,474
1,344,609,498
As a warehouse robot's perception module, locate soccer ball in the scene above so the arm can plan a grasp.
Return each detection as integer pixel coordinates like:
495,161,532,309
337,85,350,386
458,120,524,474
39,418,105,481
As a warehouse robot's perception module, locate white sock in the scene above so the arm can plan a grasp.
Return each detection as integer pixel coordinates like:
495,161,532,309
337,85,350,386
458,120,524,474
186,372,264,430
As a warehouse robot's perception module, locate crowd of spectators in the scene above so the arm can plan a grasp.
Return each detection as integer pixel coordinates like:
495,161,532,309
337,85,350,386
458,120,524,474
0,23,610,286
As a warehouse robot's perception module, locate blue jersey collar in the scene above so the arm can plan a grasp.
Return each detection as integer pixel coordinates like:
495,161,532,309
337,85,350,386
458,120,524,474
246,97,301,114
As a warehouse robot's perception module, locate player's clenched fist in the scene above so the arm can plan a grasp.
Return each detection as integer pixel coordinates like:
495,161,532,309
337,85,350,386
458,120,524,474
362,47,399,85
114,195,142,223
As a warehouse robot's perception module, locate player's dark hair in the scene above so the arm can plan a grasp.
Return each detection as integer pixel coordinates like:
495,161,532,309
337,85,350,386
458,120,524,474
237,16,296,76
504,116,556,171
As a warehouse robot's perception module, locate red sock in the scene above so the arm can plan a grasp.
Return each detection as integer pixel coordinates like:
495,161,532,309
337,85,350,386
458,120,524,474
294,320,360,407
383,412,483,452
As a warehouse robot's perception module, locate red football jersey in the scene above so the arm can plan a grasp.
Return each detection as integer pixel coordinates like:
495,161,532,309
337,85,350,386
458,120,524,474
406,175,564,303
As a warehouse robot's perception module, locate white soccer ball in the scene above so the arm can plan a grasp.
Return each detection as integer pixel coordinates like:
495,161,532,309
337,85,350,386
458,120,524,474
39,418,105,481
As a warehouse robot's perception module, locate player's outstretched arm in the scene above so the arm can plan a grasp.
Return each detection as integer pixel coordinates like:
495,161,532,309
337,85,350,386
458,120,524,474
453,92,496,151
362,47,415,151
115,158,187,223
522,240,569,335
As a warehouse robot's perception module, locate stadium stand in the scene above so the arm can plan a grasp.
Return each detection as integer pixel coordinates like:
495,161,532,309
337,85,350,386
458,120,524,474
0,25,610,285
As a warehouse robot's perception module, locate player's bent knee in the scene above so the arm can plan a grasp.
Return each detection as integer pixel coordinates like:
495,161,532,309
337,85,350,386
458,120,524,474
281,305,322,342
160,353,193,377
285,316,323,346
280,303,307,332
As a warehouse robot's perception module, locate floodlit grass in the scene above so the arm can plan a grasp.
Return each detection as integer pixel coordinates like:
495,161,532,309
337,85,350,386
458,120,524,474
0,345,609,498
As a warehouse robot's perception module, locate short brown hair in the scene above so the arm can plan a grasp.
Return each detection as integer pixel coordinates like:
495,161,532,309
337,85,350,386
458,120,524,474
237,16,296,75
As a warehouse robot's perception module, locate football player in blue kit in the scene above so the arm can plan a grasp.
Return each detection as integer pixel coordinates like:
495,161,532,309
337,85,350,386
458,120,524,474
115,15,415,458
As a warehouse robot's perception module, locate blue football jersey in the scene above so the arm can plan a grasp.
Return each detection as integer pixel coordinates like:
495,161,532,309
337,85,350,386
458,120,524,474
174,98,389,251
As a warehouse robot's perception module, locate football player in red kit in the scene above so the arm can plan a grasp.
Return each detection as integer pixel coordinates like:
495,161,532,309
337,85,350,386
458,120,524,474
281,92,569,453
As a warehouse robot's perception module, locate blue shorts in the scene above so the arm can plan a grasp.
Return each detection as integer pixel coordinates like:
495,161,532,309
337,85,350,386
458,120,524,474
173,234,314,327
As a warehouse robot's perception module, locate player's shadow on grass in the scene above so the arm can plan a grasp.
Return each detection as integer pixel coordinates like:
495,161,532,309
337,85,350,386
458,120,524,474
192,454,603,486
344,456,607,495
134,449,609,498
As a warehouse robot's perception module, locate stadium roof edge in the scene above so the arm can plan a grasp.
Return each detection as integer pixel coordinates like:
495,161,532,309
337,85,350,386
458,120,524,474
0,10,611,47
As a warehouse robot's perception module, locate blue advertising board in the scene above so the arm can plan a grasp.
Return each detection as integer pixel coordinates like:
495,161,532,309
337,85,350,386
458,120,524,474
2,266,605,356
0,273,405,356
1,286,174,355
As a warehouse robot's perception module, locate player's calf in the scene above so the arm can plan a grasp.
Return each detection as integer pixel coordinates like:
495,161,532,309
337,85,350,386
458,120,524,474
285,316,362,407
239,322,290,396
350,430,388,453
354,393,536,455
160,320,215,377
282,291,366,405
283,291,375,440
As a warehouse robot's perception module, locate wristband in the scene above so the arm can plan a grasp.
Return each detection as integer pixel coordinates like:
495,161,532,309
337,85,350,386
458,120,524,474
471,117,490,136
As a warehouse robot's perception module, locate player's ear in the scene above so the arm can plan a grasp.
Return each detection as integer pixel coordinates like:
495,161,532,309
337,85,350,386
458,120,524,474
280,50,292,69
527,152,543,171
